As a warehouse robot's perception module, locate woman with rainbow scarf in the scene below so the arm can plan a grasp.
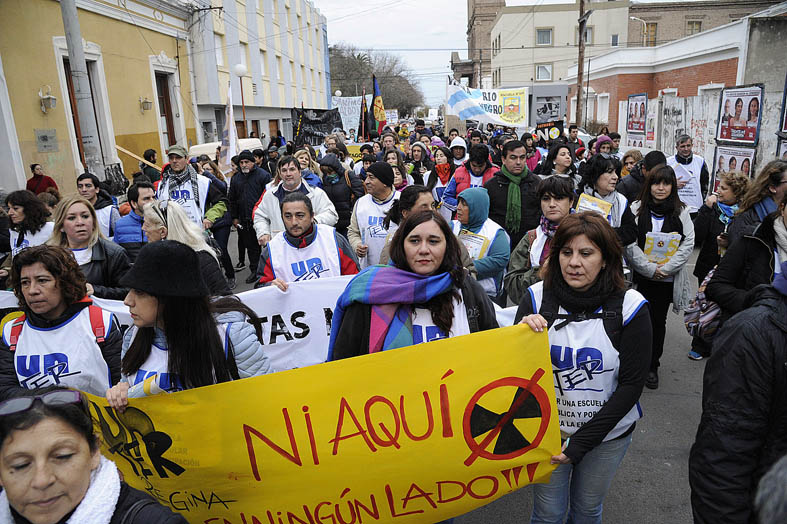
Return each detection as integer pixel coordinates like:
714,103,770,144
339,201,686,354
327,210,498,360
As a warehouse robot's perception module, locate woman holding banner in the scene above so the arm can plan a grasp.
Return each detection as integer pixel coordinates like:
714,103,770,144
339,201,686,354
515,212,651,524
327,210,497,360
105,240,272,409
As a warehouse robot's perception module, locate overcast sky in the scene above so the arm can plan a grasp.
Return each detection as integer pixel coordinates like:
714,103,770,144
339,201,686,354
312,0,468,109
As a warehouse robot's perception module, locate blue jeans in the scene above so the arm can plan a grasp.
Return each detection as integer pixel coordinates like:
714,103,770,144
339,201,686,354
531,433,632,524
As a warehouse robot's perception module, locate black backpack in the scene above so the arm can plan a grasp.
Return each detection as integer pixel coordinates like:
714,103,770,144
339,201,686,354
538,289,626,351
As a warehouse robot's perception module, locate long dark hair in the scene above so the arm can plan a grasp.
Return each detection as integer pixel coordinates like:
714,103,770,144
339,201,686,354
6,190,50,234
384,185,431,228
122,295,264,388
426,146,455,190
389,211,464,336
636,165,685,217
542,144,575,174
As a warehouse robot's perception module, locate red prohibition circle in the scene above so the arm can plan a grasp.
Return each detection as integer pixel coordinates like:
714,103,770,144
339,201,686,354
462,374,552,463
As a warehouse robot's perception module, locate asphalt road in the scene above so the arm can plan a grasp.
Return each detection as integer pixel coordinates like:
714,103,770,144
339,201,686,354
227,231,704,524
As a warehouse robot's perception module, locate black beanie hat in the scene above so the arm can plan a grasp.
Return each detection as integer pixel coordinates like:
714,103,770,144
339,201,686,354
120,240,209,297
367,161,395,187
238,150,255,163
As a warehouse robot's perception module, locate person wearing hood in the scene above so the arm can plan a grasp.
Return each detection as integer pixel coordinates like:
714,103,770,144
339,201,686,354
105,240,272,408
594,135,613,156
617,150,666,203
449,136,469,167
156,144,228,230
689,262,787,524
452,187,510,300
255,192,359,289
577,154,638,246
442,144,500,213
427,146,456,222
410,142,434,183
667,134,709,214
319,153,364,238
484,140,541,250
76,173,119,239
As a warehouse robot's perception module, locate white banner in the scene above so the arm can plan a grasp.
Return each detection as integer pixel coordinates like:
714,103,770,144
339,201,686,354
385,109,399,124
445,84,529,127
0,278,519,371
331,95,373,133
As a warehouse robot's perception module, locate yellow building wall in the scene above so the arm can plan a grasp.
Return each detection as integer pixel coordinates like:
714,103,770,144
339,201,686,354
0,0,197,191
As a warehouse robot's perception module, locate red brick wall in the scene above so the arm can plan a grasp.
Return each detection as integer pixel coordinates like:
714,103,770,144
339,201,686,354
569,58,738,132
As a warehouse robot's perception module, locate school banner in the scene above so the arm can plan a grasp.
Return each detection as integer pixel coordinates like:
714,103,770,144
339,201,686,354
86,325,560,523
445,83,529,127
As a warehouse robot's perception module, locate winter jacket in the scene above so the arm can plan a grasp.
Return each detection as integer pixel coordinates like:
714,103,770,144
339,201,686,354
483,169,541,250
692,202,729,282
158,164,228,225
94,189,121,238
727,197,778,247
706,214,779,323
504,228,544,305
197,250,231,296
26,174,58,195
108,482,187,523
625,202,695,312
253,182,338,240
228,165,271,223
330,276,499,360
142,164,162,184
113,210,146,263
318,155,365,237
81,238,132,300
302,169,324,189
201,171,232,229
441,159,500,211
689,284,787,524
617,163,646,204
0,301,122,401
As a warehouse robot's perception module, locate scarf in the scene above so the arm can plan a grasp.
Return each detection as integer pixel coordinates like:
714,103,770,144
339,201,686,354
583,185,621,222
499,165,525,234
395,177,409,191
637,200,684,250
717,202,738,225
163,164,201,210
0,456,121,524
549,273,612,314
754,197,778,221
773,215,787,265
434,163,452,185
327,266,454,358
539,215,559,239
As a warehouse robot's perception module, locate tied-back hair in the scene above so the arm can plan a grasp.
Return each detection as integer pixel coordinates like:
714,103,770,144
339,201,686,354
738,160,787,213
11,245,87,312
143,201,218,261
6,190,50,235
541,212,625,293
47,196,103,249
383,185,431,229
388,211,465,336
636,165,685,217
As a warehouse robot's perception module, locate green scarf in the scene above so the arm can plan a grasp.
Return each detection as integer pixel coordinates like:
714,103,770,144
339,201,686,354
500,165,525,233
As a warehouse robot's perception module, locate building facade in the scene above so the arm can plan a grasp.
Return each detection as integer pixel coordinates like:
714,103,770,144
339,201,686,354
191,0,330,143
0,0,199,190
452,0,505,89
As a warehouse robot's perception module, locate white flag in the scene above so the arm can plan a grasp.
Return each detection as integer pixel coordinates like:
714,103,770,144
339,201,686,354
218,83,238,174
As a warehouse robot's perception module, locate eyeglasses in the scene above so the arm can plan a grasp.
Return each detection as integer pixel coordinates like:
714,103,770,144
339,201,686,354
0,390,83,417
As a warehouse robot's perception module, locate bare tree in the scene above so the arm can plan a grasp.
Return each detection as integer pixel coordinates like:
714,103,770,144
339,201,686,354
329,43,425,117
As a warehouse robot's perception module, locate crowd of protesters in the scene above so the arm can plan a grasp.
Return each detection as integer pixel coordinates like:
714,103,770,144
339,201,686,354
0,117,784,524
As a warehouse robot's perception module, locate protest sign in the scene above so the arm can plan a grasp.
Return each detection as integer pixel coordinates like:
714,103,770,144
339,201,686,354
645,101,658,148
644,232,682,264
445,84,529,127
710,145,756,193
292,108,344,146
87,325,560,523
385,109,400,124
332,95,373,132
534,120,564,144
715,85,764,146
626,94,647,134
534,96,563,124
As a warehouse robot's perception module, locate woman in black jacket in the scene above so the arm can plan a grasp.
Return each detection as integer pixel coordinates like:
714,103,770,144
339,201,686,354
47,196,130,300
706,194,787,327
318,153,364,238
328,210,498,361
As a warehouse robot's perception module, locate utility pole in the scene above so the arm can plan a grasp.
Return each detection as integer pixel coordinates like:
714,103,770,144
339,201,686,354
575,1,593,128
60,0,105,178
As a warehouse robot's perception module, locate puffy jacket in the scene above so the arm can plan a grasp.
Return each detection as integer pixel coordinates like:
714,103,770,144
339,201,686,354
441,159,499,211
197,250,231,296
253,182,338,240
319,155,365,237
229,165,271,223
706,214,778,323
81,239,132,300
689,284,787,524
113,210,146,263
483,169,541,250
302,169,324,189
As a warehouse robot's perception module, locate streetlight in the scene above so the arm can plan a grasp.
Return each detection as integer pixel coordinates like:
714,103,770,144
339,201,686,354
233,63,248,138
630,16,647,47
334,89,342,97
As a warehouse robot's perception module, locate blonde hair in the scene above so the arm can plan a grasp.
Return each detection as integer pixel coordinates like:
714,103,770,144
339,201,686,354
622,149,643,165
719,171,750,202
47,196,103,248
294,148,319,173
143,201,217,260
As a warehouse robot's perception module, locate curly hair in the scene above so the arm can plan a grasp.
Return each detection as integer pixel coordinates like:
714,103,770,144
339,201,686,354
6,190,50,234
11,245,87,312
719,171,750,202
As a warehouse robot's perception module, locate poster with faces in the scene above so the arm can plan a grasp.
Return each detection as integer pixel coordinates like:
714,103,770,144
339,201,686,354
626,133,645,148
716,85,764,146
626,94,647,133
710,145,756,193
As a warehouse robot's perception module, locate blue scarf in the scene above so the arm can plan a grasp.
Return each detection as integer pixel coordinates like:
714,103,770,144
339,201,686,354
717,202,738,225
754,197,777,221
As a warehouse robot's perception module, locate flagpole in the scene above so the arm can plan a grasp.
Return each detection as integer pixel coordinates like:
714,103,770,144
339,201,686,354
361,86,366,141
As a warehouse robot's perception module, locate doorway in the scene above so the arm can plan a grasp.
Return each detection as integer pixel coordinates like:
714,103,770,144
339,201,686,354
155,72,176,148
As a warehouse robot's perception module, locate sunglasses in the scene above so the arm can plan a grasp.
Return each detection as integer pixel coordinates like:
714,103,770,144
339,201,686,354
0,390,83,417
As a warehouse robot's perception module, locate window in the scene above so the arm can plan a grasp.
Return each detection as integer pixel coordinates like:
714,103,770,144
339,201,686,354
239,43,247,69
276,56,283,81
597,93,610,124
535,64,552,81
645,23,657,46
214,33,224,66
259,50,266,76
611,34,619,47
575,26,594,45
536,28,552,46
687,20,702,36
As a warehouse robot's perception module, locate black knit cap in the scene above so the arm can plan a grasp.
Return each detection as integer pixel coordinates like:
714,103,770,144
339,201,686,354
367,161,395,187
238,149,255,163
120,240,209,297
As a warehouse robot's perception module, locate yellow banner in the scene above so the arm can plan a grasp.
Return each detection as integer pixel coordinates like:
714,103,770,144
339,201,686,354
347,144,364,163
87,326,560,523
